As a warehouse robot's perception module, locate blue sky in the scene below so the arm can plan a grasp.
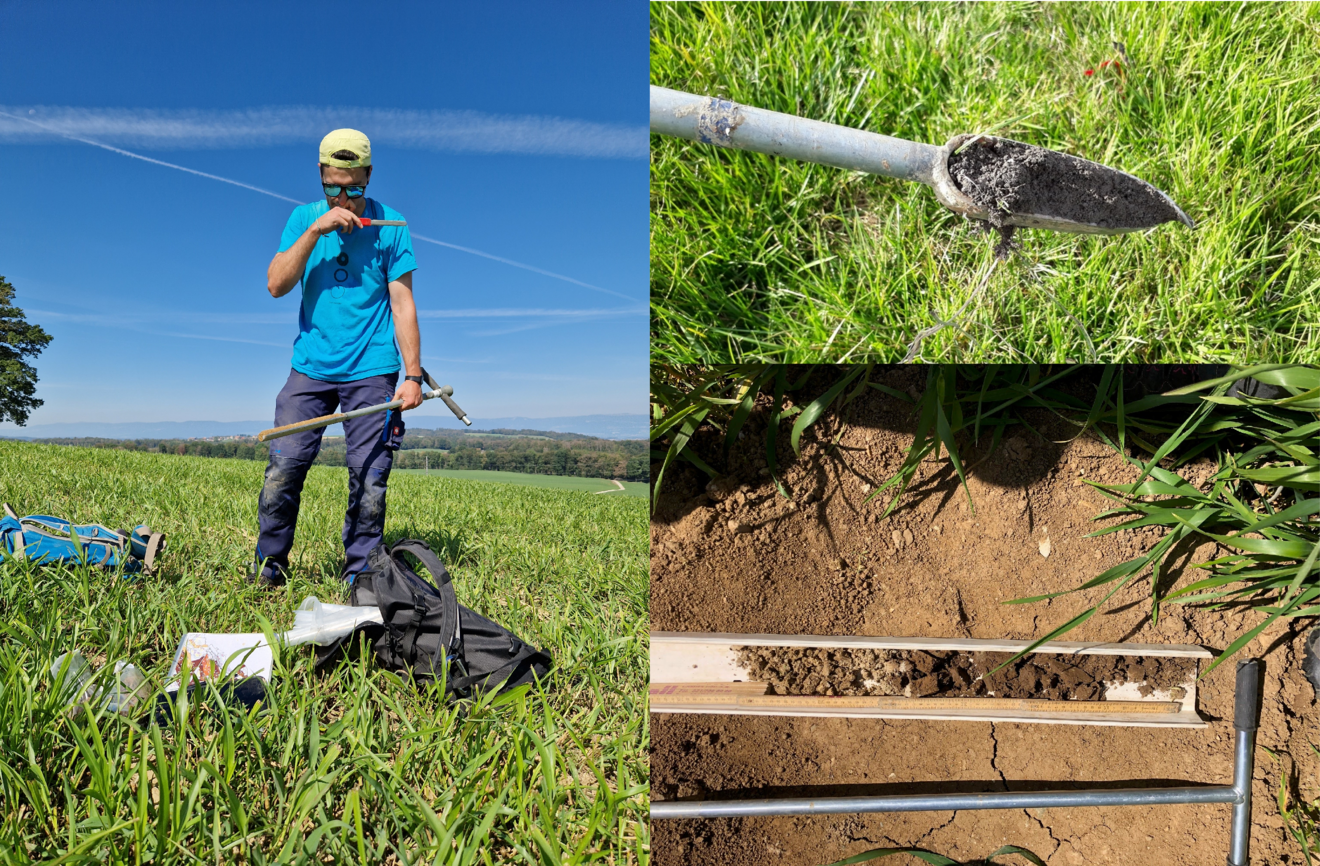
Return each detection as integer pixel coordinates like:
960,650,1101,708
0,0,647,430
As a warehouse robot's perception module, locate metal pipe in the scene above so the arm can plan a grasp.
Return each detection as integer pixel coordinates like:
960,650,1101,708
1228,659,1263,866
1227,730,1256,866
257,367,469,441
256,391,440,442
650,85,939,184
653,658,1265,865
650,86,1192,235
650,785,1238,820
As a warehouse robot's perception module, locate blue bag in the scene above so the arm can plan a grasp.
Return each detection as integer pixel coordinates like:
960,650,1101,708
0,504,165,575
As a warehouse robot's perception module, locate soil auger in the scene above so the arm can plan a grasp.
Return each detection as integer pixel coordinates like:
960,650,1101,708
257,368,470,442
651,86,1193,236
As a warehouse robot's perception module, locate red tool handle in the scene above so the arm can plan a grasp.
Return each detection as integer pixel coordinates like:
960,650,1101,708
359,219,407,227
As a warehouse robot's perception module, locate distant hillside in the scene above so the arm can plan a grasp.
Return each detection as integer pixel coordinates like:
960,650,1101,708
27,428,648,482
0,413,647,441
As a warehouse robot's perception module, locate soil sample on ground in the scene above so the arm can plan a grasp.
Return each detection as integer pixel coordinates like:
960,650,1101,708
946,137,1183,247
736,646,1196,701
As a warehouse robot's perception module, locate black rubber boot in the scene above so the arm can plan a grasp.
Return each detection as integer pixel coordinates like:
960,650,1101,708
1121,365,1228,401
246,557,287,589
1226,376,1288,401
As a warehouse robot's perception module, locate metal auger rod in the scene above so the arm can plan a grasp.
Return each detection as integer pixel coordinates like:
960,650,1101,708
651,658,1263,866
256,368,470,442
1229,658,1261,866
650,85,1193,235
650,85,940,184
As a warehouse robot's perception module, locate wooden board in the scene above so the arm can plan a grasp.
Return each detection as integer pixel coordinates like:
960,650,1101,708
650,632,1208,728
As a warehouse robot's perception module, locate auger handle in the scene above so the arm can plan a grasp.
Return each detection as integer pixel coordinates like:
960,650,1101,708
423,367,471,426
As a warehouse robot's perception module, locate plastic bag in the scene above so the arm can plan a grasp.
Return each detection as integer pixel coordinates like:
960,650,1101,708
106,661,146,713
49,652,146,715
281,596,383,647
50,651,97,711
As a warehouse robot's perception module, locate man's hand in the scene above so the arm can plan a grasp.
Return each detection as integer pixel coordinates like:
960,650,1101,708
394,379,424,410
314,206,363,236
268,207,364,296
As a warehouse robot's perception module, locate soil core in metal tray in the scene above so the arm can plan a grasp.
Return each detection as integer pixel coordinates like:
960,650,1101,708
736,646,1196,701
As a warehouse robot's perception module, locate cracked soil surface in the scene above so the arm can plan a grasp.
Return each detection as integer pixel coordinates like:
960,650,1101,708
650,366,1315,866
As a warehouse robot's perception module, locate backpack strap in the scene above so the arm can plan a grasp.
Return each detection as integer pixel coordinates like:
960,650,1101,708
4,520,25,559
389,540,454,587
448,659,519,694
388,540,460,651
143,533,165,575
3,503,16,520
448,651,550,695
397,584,428,664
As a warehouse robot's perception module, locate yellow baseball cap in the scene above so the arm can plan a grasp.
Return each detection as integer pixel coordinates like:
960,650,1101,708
319,129,372,167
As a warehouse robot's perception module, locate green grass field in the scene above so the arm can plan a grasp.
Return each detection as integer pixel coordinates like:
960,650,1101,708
394,469,649,499
0,441,648,864
651,2,1320,363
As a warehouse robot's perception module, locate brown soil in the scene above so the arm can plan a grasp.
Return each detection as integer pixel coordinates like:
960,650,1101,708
737,646,1195,702
947,137,1183,231
650,366,1317,866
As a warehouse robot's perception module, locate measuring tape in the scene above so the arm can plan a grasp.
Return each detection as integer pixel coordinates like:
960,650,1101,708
649,683,1181,714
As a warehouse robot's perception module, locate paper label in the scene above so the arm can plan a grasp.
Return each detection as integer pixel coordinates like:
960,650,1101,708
167,633,272,692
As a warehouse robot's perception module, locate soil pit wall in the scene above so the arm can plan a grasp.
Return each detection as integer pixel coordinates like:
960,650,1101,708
650,366,1313,866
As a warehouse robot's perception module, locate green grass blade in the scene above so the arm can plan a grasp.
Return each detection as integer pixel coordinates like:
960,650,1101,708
822,848,958,866
791,366,866,457
987,846,1048,866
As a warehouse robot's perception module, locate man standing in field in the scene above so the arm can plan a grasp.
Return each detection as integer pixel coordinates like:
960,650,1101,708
252,128,423,586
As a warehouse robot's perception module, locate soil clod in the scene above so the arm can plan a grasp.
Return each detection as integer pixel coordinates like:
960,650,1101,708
947,137,1183,232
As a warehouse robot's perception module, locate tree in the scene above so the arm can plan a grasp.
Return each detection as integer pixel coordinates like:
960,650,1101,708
0,276,52,426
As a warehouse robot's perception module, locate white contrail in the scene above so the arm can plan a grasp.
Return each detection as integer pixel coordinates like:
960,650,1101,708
24,309,288,348
427,305,646,335
0,110,302,204
1,109,636,300
469,317,643,338
416,307,643,318
155,331,287,348
32,304,637,325
25,307,294,329
0,104,647,159
409,236,637,302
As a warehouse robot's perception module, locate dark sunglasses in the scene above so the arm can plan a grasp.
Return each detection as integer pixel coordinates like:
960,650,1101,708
323,183,367,199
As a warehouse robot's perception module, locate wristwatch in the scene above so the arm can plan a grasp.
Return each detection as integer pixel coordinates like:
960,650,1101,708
404,375,424,385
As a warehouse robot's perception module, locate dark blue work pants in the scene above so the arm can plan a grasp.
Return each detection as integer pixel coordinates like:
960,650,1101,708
255,369,399,580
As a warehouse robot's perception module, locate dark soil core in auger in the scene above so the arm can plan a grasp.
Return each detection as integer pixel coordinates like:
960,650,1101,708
946,137,1182,241
736,646,1196,702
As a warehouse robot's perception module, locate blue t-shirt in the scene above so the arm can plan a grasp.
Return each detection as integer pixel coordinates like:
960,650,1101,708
278,199,417,382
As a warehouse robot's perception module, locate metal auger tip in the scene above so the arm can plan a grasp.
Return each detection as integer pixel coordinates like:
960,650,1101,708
930,134,1193,236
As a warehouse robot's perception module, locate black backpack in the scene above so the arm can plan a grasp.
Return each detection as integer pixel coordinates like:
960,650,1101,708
315,539,552,698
